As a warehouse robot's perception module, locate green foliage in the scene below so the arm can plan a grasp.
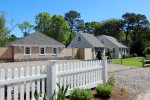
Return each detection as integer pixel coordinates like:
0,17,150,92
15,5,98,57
94,18,123,40
35,12,70,45
49,15,70,45
84,21,99,34
96,51,102,60
64,10,81,33
121,87,127,93
143,47,150,54
105,51,112,59
56,84,69,100
96,84,113,98
122,54,126,59
130,40,145,56
107,75,115,86
70,88,92,100
18,21,34,36
35,12,51,35
34,83,69,100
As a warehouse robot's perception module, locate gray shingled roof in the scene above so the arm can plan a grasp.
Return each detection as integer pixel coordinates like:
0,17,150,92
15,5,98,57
6,32,65,47
97,35,127,48
68,33,105,48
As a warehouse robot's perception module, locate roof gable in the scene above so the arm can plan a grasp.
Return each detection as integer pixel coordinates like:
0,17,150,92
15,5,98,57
68,33,105,48
6,32,65,47
97,35,127,48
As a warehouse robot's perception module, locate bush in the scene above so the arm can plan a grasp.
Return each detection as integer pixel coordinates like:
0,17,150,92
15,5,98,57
105,51,112,59
96,84,112,98
143,47,150,54
34,83,69,100
122,54,126,59
107,75,115,86
96,51,102,60
132,53,137,57
121,87,127,93
70,88,92,100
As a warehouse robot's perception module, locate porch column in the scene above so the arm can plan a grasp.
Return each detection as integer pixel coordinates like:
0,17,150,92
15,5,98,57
103,47,105,56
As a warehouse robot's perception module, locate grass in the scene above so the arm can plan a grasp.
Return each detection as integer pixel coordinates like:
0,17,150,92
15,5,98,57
112,57,144,67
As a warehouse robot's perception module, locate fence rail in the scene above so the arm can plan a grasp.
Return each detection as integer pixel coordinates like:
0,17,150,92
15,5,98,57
47,58,107,98
0,65,46,100
0,58,107,100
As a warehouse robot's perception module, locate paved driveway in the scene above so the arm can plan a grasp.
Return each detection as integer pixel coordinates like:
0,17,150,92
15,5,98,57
108,64,150,99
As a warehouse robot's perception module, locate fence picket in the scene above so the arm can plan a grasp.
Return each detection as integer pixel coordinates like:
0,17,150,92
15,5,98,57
32,66,36,100
0,69,5,100
26,67,30,100
14,68,18,100
0,59,107,99
37,66,41,94
7,68,12,100
20,67,24,100
41,65,45,97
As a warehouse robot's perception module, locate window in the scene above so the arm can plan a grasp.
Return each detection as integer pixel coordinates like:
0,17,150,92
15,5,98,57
24,47,31,55
53,48,57,55
40,47,45,55
78,37,81,42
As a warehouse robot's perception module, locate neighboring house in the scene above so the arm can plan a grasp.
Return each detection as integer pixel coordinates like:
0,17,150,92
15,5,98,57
97,35,128,58
68,32,105,60
5,32,72,61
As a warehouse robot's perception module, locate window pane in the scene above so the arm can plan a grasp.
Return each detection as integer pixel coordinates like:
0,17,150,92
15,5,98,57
25,47,30,54
53,48,57,54
40,48,45,54
78,37,81,42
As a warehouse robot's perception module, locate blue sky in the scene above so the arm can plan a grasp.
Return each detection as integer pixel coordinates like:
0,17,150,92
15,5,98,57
0,0,150,37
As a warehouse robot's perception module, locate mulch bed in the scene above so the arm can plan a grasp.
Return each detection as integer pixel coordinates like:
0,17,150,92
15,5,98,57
92,86,132,100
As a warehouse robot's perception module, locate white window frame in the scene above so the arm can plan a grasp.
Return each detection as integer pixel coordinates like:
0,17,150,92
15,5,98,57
39,47,46,55
52,47,58,55
24,46,31,55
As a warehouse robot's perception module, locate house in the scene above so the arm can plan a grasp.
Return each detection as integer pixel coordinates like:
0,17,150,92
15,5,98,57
68,32,105,60
97,35,128,58
5,32,72,61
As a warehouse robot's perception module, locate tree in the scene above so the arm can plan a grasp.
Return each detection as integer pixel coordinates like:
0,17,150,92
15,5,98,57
64,10,81,33
76,19,84,32
9,34,17,41
84,21,99,34
94,19,123,40
35,12,51,36
122,12,150,55
49,15,70,44
0,12,18,46
18,21,34,36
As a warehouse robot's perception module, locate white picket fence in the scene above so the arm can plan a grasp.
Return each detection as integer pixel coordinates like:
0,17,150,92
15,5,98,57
0,66,46,100
0,58,107,100
46,58,107,98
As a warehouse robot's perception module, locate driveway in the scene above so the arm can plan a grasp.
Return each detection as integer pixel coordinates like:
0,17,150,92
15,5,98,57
108,64,150,99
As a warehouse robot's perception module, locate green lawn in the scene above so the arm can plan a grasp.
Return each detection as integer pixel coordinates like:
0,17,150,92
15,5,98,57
112,57,144,67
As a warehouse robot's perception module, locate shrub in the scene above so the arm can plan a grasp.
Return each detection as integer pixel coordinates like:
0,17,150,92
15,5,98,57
96,51,102,60
132,53,137,57
143,47,150,54
70,88,92,100
121,87,127,93
34,83,69,100
96,84,112,98
105,51,112,59
107,75,115,86
122,54,126,59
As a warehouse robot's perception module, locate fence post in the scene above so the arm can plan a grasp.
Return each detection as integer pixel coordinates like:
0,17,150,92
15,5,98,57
46,60,57,98
142,59,145,67
102,56,108,83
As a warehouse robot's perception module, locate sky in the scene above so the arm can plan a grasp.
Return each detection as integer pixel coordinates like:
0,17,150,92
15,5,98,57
0,0,150,37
